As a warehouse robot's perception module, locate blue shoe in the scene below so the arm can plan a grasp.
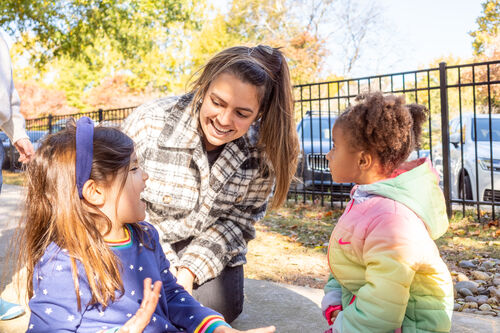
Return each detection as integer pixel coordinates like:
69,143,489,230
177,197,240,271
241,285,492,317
0,298,25,320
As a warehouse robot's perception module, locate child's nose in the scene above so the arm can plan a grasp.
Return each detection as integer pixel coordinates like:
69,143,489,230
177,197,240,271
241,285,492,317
143,170,149,181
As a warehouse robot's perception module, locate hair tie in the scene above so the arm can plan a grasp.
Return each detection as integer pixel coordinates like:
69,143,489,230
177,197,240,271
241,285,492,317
75,117,94,199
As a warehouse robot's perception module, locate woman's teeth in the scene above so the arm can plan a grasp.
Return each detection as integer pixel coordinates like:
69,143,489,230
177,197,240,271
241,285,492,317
212,121,231,133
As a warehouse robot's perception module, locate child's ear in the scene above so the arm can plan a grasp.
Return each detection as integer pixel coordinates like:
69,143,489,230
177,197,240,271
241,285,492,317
358,150,373,171
82,179,105,206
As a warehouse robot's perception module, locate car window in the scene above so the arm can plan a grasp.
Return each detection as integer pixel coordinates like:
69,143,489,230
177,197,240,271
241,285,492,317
472,118,500,142
300,117,336,141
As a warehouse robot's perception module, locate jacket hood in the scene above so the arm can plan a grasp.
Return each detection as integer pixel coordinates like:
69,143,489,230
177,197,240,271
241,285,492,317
358,158,449,240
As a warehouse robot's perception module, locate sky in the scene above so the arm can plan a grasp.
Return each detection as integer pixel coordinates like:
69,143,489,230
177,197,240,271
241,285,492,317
325,0,485,77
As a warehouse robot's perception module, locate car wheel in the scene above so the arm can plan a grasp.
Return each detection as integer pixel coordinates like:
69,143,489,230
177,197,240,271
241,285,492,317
459,173,473,200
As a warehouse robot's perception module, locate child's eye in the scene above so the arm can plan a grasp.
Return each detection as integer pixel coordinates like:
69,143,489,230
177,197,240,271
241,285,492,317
130,167,139,172
212,99,221,106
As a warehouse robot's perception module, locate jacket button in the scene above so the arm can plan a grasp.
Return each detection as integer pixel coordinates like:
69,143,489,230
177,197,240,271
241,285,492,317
163,195,172,204
235,195,243,203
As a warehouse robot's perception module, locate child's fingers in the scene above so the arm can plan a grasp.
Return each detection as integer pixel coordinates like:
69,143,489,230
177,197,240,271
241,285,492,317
330,310,340,323
119,278,162,333
246,326,276,333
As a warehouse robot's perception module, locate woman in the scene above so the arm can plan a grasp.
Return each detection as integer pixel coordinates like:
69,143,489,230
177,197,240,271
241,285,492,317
122,45,299,323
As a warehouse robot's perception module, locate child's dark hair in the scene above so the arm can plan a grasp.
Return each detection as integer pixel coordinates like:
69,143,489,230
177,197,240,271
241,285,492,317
336,92,428,174
16,119,149,310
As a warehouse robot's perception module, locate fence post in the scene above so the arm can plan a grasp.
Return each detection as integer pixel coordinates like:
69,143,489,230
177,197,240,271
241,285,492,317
98,108,103,123
439,62,452,217
48,114,53,134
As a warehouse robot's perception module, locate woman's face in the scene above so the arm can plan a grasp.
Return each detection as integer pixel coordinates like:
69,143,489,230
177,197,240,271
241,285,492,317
199,72,260,151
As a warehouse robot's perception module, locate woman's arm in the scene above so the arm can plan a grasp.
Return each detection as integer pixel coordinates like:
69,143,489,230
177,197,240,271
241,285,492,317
178,167,274,285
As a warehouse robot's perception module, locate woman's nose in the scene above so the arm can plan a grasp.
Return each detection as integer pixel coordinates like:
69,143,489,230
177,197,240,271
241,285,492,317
217,108,232,125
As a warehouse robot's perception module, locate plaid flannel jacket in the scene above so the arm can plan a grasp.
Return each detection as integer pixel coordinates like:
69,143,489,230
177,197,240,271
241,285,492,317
122,94,274,284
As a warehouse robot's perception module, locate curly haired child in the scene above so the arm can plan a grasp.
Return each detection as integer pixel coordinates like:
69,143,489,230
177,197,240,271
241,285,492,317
17,117,275,333
321,92,453,333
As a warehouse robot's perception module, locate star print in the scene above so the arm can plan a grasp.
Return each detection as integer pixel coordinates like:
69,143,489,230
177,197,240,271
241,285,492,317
56,265,63,271
38,276,43,280
40,257,44,262
45,308,53,315
174,289,179,293
138,266,143,271
180,297,185,302
163,269,168,274
129,265,134,270
152,317,157,322
143,227,149,231
159,294,162,298
67,315,75,321
131,290,135,296
79,291,83,296
139,243,144,247
189,315,194,320
62,249,68,252
42,289,48,295
127,313,132,318
165,324,169,329
102,326,108,330
29,324,34,330
99,311,105,317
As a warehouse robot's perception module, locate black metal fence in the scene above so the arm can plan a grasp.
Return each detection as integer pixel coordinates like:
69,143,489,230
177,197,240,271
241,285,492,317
3,60,499,219
291,60,500,220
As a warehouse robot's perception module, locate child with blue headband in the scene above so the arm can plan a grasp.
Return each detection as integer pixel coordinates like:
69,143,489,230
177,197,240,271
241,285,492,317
17,118,275,333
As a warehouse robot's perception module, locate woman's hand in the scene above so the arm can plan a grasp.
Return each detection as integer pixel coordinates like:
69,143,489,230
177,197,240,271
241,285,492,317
117,278,162,333
214,325,276,333
176,267,195,294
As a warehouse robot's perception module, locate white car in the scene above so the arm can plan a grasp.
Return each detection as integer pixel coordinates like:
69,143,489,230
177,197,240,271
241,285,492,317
434,113,500,202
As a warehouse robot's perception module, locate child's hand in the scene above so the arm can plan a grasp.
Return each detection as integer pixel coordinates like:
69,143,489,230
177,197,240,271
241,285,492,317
330,309,341,324
118,278,162,333
213,326,276,333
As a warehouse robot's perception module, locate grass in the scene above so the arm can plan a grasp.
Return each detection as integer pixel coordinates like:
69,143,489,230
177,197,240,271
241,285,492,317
245,202,500,288
1,170,25,186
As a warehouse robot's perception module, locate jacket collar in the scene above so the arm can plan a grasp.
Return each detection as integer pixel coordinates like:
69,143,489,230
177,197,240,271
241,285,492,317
157,96,201,150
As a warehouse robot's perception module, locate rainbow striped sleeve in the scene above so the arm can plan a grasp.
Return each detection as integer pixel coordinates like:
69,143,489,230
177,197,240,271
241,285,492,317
193,315,231,333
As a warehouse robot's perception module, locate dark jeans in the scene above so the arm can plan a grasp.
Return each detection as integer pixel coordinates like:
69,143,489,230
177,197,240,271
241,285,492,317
172,239,244,323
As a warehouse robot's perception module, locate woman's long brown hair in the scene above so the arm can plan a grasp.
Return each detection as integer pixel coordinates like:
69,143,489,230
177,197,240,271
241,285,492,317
189,45,300,208
15,121,138,310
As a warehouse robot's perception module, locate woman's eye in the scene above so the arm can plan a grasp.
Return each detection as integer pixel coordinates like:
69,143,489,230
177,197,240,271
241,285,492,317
236,111,249,118
130,167,139,172
212,99,220,106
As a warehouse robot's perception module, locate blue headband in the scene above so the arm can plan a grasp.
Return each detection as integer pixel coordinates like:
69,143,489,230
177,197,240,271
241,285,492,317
75,117,94,199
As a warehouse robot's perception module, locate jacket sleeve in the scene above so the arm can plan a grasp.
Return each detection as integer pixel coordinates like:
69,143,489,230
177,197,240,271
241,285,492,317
179,164,274,285
149,224,230,333
339,213,417,333
28,250,91,332
0,33,28,143
322,274,343,312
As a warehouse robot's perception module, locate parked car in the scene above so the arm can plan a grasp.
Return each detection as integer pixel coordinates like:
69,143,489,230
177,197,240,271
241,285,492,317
432,113,500,202
295,111,353,196
1,130,48,169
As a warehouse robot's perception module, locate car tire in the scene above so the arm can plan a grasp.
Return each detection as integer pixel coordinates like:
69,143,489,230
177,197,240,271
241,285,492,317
459,173,473,200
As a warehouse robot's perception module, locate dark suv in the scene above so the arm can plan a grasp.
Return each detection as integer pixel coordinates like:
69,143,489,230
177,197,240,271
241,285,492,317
295,111,353,197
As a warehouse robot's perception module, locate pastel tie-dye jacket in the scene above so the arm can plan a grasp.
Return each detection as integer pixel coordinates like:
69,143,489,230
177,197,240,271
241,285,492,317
324,158,454,333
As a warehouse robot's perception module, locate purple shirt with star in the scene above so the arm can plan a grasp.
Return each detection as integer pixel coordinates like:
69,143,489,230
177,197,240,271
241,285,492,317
27,222,225,332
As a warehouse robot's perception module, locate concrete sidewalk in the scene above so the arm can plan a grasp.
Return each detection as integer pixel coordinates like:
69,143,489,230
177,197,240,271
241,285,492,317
1,184,499,332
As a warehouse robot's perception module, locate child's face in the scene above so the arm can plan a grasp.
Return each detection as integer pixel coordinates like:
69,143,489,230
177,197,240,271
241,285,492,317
107,151,149,225
325,124,362,184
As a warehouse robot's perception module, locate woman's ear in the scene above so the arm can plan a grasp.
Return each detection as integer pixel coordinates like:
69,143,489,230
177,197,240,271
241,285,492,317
81,179,105,206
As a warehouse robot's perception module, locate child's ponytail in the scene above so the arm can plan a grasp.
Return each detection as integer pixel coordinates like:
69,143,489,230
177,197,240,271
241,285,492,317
407,104,429,150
